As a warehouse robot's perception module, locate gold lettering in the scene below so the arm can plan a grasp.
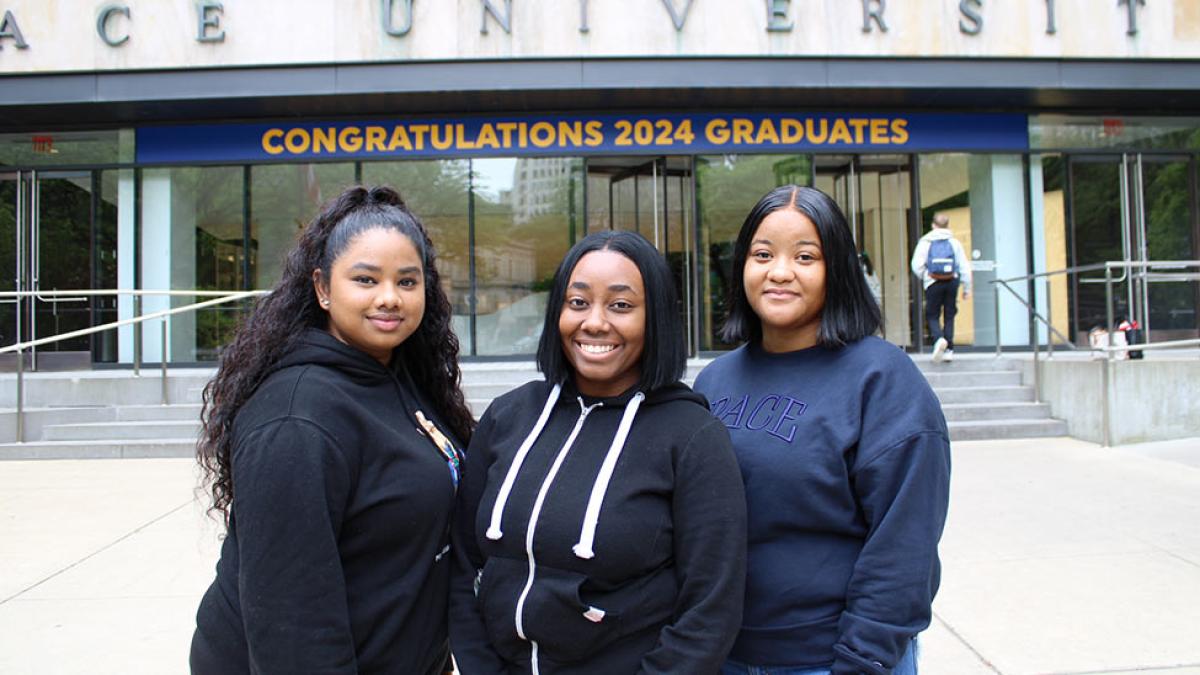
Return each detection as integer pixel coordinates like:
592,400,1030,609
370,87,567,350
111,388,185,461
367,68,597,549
456,124,478,150
558,121,583,147
496,122,518,147
870,119,890,144
706,119,730,144
312,128,337,154
584,120,604,146
366,126,388,153
388,126,412,151
431,124,454,150
806,119,829,144
781,119,804,143
475,124,500,149
530,122,555,148
829,119,853,144
891,119,909,144
285,128,310,154
849,118,870,144
754,119,781,145
408,124,429,150
732,118,755,145
339,127,363,153
262,129,285,155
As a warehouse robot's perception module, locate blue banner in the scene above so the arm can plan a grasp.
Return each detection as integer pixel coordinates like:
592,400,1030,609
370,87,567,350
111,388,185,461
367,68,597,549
136,112,1028,163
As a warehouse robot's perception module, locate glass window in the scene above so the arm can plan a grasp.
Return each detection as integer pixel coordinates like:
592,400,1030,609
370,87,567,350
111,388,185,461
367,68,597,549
361,160,472,353
250,163,356,291
918,153,1028,348
1029,154,1071,346
0,129,126,168
1031,115,1200,152
472,157,583,356
694,154,811,351
140,166,245,362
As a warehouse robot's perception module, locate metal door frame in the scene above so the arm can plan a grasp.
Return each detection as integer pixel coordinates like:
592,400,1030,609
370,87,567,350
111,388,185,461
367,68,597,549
589,156,696,354
0,170,31,367
1067,152,1195,339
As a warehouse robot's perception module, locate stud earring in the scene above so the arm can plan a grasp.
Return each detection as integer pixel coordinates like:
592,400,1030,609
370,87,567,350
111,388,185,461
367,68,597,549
321,299,330,307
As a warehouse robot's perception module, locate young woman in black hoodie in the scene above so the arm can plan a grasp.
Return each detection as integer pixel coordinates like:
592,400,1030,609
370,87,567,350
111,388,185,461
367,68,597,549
191,186,474,675
450,231,748,674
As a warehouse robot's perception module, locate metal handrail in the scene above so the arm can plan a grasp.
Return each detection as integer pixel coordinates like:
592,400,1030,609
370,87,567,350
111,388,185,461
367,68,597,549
991,260,1200,447
2,288,269,443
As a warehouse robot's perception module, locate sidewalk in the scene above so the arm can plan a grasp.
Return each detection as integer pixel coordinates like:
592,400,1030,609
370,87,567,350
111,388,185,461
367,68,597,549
1,437,1198,675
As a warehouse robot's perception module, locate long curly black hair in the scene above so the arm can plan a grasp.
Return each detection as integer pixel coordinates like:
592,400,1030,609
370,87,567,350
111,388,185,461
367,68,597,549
197,185,475,525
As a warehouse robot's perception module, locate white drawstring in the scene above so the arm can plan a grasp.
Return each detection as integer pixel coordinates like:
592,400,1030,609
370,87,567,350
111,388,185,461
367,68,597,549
486,383,562,541
572,392,645,559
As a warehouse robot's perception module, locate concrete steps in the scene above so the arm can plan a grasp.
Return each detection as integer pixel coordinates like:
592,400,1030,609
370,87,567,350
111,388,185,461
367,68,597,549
0,438,197,460
915,355,1068,440
0,352,1068,459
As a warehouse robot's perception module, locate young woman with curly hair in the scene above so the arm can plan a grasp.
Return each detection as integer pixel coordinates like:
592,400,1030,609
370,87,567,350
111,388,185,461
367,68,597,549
191,185,474,675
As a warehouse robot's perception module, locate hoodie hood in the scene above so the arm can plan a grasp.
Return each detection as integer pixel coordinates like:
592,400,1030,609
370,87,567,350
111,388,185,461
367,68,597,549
563,377,709,410
924,228,955,241
273,328,393,385
271,328,464,489
485,377,707,563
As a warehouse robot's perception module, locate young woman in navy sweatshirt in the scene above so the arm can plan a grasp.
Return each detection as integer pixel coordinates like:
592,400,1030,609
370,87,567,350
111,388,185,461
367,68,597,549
450,231,747,674
191,186,474,674
693,186,952,675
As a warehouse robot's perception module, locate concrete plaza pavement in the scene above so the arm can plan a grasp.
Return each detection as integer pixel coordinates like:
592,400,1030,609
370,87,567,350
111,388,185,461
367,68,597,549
2,436,1199,675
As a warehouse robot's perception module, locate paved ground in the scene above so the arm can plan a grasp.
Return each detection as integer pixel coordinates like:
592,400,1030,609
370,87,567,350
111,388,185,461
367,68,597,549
1,436,1198,675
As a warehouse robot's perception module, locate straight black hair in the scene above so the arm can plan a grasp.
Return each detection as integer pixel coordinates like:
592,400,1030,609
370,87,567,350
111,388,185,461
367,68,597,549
721,185,881,348
537,231,685,393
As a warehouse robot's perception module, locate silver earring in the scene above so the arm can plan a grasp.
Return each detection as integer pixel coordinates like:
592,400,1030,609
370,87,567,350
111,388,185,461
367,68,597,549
321,299,330,306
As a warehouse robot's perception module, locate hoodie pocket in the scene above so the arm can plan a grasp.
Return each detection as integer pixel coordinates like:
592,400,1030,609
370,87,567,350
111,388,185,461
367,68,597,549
519,565,626,662
476,556,527,660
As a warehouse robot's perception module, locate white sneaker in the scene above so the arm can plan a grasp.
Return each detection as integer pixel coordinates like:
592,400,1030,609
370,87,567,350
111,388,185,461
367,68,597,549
932,337,948,362
943,349,954,362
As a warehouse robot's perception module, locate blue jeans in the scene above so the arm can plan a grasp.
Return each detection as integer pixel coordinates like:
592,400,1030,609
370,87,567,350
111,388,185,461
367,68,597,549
720,639,918,675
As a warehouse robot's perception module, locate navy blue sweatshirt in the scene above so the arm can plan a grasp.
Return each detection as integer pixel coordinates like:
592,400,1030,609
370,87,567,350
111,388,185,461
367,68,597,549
191,329,461,675
449,379,747,674
692,337,951,675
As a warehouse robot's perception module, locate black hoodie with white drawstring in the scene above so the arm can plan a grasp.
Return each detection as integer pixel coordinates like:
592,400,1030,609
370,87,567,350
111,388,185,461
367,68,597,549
449,379,747,675
191,328,462,675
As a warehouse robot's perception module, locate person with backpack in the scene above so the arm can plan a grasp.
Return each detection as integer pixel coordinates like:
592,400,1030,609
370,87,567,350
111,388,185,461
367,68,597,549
910,214,972,362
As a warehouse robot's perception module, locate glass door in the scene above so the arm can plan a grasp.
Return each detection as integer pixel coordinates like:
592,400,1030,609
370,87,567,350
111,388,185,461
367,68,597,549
32,172,94,365
585,157,696,353
0,170,112,369
0,171,25,361
1068,154,1198,342
815,155,914,346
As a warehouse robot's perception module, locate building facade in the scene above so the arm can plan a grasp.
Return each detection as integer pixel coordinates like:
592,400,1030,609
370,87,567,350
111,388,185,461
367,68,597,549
2,0,1199,364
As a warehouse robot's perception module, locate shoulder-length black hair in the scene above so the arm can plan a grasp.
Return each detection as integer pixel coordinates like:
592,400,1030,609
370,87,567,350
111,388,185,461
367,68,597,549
197,185,474,524
721,185,881,348
537,230,685,393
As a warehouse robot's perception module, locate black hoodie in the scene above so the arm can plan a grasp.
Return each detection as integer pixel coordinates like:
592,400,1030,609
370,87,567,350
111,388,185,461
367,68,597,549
191,329,462,675
450,379,747,675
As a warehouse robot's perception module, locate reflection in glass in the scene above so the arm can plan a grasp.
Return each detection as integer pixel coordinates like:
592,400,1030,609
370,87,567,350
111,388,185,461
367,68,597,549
695,154,811,350
1031,115,1200,152
0,176,17,350
0,130,125,168
1032,155,1071,345
473,157,582,356
142,166,245,361
250,163,356,290
362,160,472,352
918,154,978,347
34,174,96,354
